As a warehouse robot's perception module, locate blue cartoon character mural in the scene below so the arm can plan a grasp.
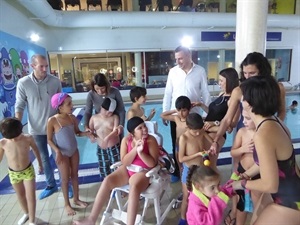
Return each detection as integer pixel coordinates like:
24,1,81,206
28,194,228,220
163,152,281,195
0,85,9,120
0,47,16,117
10,48,23,80
20,50,30,77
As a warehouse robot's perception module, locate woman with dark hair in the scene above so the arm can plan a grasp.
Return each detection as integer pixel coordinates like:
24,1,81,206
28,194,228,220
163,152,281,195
84,73,126,131
194,68,240,167
210,52,286,154
230,75,300,224
239,52,272,82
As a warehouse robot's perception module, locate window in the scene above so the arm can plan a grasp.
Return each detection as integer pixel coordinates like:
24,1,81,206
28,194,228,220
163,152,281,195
49,48,292,92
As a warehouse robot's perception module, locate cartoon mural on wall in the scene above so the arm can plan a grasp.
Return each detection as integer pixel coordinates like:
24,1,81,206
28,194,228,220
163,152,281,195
10,48,23,80
20,50,30,77
0,30,46,120
0,86,9,121
0,47,16,117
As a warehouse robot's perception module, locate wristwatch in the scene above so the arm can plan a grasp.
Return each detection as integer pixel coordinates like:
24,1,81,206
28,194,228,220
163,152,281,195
214,120,220,126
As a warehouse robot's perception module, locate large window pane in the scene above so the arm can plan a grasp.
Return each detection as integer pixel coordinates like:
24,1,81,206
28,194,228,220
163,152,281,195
198,50,220,83
266,49,292,81
48,48,293,93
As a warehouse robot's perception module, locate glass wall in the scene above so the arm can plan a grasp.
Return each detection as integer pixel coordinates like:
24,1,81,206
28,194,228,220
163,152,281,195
266,49,292,81
48,48,292,93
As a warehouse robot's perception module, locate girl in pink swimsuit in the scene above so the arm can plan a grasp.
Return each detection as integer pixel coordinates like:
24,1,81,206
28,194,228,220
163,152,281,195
126,133,151,177
73,117,159,225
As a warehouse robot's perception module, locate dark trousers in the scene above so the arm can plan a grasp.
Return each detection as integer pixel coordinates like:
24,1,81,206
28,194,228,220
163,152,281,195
170,121,180,177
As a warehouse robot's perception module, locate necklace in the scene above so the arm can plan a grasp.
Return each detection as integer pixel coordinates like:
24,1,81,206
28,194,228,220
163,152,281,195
215,95,228,106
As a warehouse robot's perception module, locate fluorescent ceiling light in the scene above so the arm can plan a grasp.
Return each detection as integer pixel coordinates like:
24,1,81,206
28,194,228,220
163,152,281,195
181,36,193,48
30,33,40,42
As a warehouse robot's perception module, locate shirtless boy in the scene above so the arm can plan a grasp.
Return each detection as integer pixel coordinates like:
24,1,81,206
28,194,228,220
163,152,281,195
127,86,155,121
89,97,123,179
178,113,213,225
160,96,192,163
0,118,43,225
227,109,260,225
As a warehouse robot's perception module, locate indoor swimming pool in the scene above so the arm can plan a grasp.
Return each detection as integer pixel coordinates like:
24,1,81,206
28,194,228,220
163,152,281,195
0,93,299,195
76,92,300,165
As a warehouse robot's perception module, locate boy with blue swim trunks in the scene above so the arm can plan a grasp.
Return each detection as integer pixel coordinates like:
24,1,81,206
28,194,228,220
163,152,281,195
161,96,192,212
0,118,43,225
178,113,213,225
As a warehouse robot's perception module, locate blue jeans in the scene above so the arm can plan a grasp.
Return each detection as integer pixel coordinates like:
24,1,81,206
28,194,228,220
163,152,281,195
33,135,56,187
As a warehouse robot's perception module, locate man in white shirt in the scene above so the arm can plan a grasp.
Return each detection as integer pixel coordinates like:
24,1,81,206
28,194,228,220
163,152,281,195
162,46,211,181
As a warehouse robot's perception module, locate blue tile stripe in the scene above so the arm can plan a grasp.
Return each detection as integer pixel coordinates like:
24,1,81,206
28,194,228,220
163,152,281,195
0,105,299,195
1,145,299,195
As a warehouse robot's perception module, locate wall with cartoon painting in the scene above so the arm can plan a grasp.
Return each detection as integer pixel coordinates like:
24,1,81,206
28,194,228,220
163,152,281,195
0,31,46,121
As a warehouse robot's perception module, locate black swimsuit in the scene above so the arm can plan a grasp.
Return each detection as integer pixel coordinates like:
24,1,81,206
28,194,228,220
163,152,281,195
256,117,300,210
205,94,230,139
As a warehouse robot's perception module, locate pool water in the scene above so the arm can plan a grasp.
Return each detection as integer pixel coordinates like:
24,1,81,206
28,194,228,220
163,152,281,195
284,93,300,140
77,93,300,165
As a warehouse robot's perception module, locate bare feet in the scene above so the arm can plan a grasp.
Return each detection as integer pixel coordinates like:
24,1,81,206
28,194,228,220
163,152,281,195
74,199,88,208
65,205,76,216
73,217,95,225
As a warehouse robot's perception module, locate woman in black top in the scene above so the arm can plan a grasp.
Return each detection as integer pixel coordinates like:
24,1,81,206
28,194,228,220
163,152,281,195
194,68,239,165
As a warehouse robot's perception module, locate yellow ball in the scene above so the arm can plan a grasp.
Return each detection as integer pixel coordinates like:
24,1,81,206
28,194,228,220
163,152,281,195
204,160,210,166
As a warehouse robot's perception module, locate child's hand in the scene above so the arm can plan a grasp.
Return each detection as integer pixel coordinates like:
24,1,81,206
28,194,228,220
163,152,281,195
162,119,169,126
227,126,233,133
55,151,63,165
113,128,119,135
191,102,202,107
226,180,244,190
243,140,254,153
85,131,93,139
150,109,156,117
38,165,43,175
208,142,218,155
222,180,236,197
85,127,92,133
89,132,98,143
203,121,214,130
115,125,123,135
136,139,144,153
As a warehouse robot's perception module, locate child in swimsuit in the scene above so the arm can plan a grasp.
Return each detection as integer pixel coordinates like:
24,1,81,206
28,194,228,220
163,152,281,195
47,93,91,216
73,117,159,225
177,113,213,225
227,109,260,225
127,86,156,121
89,97,123,179
0,118,43,225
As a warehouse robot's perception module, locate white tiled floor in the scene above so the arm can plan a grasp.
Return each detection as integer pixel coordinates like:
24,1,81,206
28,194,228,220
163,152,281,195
1,156,300,225
0,163,232,225
0,178,180,225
